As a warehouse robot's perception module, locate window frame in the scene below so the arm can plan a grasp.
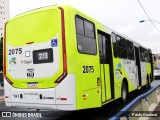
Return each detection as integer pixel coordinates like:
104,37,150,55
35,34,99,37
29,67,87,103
75,15,97,55
139,46,150,62
111,32,118,58
127,40,135,60
116,35,127,59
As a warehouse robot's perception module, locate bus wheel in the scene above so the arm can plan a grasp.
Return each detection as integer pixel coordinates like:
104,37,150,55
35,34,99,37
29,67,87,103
121,82,128,103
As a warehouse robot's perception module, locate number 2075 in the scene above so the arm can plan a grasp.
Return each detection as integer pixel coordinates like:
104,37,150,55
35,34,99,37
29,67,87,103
83,66,94,73
8,48,22,55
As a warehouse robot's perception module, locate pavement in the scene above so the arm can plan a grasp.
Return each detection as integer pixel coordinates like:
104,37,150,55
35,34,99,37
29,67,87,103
149,80,160,120
0,87,4,102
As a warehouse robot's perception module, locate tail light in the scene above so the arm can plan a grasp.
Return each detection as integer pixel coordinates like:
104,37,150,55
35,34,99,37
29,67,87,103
3,22,13,85
54,7,67,83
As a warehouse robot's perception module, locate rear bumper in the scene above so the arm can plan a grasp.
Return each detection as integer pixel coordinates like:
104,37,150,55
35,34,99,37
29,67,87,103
4,74,76,110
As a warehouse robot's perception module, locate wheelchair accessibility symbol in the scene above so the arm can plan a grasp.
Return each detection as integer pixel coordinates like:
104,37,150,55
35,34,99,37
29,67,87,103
51,38,58,47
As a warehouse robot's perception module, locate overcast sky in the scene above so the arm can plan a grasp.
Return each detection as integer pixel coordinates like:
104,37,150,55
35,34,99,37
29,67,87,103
9,0,160,53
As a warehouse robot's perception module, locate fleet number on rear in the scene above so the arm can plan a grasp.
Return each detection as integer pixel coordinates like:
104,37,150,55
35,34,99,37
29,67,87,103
8,48,22,55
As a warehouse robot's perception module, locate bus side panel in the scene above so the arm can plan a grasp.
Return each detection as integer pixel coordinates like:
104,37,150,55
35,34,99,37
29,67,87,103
123,60,138,92
146,62,152,83
65,9,101,110
104,65,111,100
100,64,106,102
112,58,122,99
141,62,147,86
148,62,152,78
113,59,136,99
76,54,101,109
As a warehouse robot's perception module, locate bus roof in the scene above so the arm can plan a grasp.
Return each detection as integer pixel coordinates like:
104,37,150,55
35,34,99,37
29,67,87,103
8,4,149,51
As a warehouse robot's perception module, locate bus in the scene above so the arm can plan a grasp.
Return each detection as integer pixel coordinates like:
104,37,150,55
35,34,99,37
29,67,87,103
4,5,153,110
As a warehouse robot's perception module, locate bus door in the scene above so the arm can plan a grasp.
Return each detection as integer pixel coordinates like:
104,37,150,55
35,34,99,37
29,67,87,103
134,46,142,86
98,31,114,102
149,52,154,82
149,51,154,81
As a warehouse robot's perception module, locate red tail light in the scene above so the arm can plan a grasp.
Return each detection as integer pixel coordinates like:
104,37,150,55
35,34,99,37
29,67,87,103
5,96,8,99
3,23,7,76
54,7,67,83
3,22,13,85
60,98,67,101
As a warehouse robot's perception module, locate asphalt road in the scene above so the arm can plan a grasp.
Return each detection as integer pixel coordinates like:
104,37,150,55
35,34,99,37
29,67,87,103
0,80,159,120
0,88,4,96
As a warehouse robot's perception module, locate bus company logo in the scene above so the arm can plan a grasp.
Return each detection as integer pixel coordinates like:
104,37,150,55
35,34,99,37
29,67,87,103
26,68,34,78
115,63,123,79
51,38,58,47
9,57,16,65
21,60,32,65
43,96,54,100
116,63,122,75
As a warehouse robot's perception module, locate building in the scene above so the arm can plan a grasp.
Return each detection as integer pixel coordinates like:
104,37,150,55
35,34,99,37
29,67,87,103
0,0,9,73
0,0,9,40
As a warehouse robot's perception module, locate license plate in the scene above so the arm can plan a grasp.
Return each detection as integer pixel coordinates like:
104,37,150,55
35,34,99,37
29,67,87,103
27,82,38,88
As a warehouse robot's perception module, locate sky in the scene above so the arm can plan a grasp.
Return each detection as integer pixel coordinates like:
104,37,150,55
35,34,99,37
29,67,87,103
9,0,160,53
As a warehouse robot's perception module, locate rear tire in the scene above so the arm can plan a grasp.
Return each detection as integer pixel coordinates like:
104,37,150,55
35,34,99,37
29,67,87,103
121,82,128,103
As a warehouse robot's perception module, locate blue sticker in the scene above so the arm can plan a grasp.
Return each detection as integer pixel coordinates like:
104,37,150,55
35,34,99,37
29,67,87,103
51,38,58,47
9,57,16,65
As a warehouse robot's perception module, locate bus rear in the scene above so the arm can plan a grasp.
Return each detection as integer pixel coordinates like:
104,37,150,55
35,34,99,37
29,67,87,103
4,6,76,110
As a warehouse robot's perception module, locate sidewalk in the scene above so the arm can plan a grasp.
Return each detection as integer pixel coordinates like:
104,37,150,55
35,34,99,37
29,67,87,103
150,104,160,120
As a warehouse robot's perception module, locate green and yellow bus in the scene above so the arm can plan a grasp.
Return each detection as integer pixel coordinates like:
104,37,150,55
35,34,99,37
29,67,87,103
4,5,153,110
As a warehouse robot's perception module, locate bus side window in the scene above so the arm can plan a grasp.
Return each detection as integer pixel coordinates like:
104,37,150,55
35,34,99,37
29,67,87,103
127,40,135,60
147,50,150,62
111,33,117,58
98,34,103,59
75,16,97,55
139,47,144,62
84,20,95,38
76,17,84,35
116,36,127,59
98,33,109,64
139,47,149,62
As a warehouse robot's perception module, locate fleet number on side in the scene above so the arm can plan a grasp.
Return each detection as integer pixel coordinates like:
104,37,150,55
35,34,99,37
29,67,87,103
83,66,94,73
